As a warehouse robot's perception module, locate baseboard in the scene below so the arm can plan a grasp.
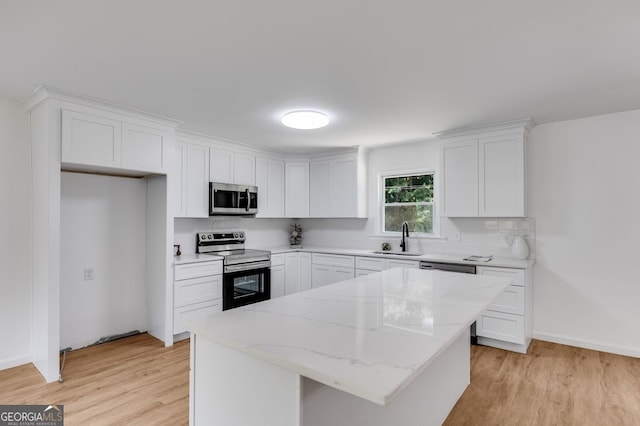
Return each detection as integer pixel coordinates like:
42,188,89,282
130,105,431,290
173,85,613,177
0,354,32,371
533,332,640,358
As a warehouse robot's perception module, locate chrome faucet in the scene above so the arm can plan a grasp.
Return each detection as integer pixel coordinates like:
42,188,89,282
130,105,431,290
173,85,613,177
400,221,409,252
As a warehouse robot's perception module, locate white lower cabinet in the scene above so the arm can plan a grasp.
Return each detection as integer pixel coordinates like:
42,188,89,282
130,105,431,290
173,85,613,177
311,254,355,288
476,266,532,353
174,260,223,335
270,254,286,298
284,252,312,295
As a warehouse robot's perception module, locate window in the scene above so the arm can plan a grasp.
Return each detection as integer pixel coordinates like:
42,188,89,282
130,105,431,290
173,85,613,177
382,172,435,234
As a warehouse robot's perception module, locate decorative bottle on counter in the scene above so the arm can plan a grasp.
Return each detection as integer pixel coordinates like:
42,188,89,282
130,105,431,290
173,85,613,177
511,236,529,260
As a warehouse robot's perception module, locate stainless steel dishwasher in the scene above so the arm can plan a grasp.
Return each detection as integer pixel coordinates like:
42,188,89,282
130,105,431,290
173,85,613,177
419,261,478,344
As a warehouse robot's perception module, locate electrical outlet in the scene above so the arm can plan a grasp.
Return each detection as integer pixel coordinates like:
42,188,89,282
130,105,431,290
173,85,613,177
455,233,461,241
83,267,94,281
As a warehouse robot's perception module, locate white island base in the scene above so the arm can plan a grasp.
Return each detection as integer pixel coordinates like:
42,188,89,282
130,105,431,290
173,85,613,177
191,329,469,426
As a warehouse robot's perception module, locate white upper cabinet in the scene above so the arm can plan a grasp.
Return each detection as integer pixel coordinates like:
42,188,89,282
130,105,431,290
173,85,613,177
309,149,367,218
209,148,234,184
121,123,171,173
255,156,285,218
173,138,210,218
285,161,310,218
440,138,479,217
233,151,256,185
61,109,121,169
209,147,255,185
439,120,531,218
479,135,524,217
61,106,173,174
173,141,188,217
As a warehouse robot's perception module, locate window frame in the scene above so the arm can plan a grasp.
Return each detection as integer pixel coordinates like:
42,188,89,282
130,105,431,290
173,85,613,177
378,169,440,237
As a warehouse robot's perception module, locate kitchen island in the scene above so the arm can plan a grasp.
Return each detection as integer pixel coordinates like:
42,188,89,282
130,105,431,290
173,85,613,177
186,268,512,426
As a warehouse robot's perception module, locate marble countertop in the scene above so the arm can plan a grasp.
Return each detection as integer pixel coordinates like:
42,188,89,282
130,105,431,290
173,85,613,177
269,246,533,268
186,268,512,406
175,246,533,268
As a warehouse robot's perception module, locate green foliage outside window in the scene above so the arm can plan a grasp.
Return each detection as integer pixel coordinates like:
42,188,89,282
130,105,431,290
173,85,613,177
383,173,434,234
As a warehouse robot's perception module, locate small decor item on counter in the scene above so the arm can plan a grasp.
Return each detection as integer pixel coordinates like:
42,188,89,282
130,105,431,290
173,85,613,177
173,244,182,256
290,223,302,247
506,235,529,259
380,242,391,251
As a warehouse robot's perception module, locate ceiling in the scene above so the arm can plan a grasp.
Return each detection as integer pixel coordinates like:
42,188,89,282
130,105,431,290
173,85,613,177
2,1,640,154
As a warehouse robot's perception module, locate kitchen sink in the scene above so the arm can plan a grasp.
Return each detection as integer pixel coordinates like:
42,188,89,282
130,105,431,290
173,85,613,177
371,251,423,256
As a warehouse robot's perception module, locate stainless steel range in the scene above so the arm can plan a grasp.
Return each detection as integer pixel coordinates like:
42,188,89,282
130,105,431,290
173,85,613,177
196,231,271,310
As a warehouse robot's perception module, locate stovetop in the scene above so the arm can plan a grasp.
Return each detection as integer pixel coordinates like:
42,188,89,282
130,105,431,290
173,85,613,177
202,248,271,265
196,231,270,265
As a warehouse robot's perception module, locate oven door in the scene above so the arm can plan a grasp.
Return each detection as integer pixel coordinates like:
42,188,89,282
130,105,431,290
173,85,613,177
223,263,271,310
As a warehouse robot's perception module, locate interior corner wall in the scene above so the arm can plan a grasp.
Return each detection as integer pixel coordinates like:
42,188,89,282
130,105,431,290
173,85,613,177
0,98,32,370
60,172,148,350
528,109,640,357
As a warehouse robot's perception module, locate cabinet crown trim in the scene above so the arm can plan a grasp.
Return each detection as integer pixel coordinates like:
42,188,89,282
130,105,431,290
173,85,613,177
435,118,534,139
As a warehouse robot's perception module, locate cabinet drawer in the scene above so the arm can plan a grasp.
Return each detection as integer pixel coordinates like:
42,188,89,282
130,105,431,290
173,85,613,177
175,261,222,280
271,253,285,266
174,300,222,334
355,256,385,271
312,253,355,268
477,266,525,286
174,275,222,307
486,285,524,315
356,268,378,277
476,310,525,344
386,259,420,269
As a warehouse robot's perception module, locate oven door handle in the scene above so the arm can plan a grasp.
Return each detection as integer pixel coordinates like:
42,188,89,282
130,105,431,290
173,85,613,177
224,261,271,274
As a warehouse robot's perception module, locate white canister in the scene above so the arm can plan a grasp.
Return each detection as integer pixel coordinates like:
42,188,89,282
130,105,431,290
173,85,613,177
511,236,529,259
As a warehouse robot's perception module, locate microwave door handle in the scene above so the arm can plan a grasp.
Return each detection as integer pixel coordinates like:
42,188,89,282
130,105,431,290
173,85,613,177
245,188,250,212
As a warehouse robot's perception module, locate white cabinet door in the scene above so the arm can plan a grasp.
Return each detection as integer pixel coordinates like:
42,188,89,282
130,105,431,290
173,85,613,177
440,138,478,217
61,109,121,168
284,253,299,295
332,266,355,283
284,252,312,294
121,122,170,173
271,264,285,299
234,152,255,185
309,160,331,217
311,264,332,288
210,148,234,183
285,162,309,218
309,152,365,218
299,252,312,292
186,144,210,218
330,156,357,217
256,157,285,218
479,134,525,217
173,142,187,217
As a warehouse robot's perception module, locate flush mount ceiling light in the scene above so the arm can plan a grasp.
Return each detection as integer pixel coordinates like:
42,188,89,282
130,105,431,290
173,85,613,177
281,110,329,130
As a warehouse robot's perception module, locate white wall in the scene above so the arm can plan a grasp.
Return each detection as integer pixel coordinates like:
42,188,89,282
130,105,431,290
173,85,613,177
528,110,640,357
302,140,534,258
60,172,147,349
0,98,32,369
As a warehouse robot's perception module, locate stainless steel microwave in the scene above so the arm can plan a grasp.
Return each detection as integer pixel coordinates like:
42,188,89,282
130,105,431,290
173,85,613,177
209,182,258,216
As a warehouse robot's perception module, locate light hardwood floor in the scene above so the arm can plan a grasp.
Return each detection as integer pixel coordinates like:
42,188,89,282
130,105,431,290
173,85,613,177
1,334,639,425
